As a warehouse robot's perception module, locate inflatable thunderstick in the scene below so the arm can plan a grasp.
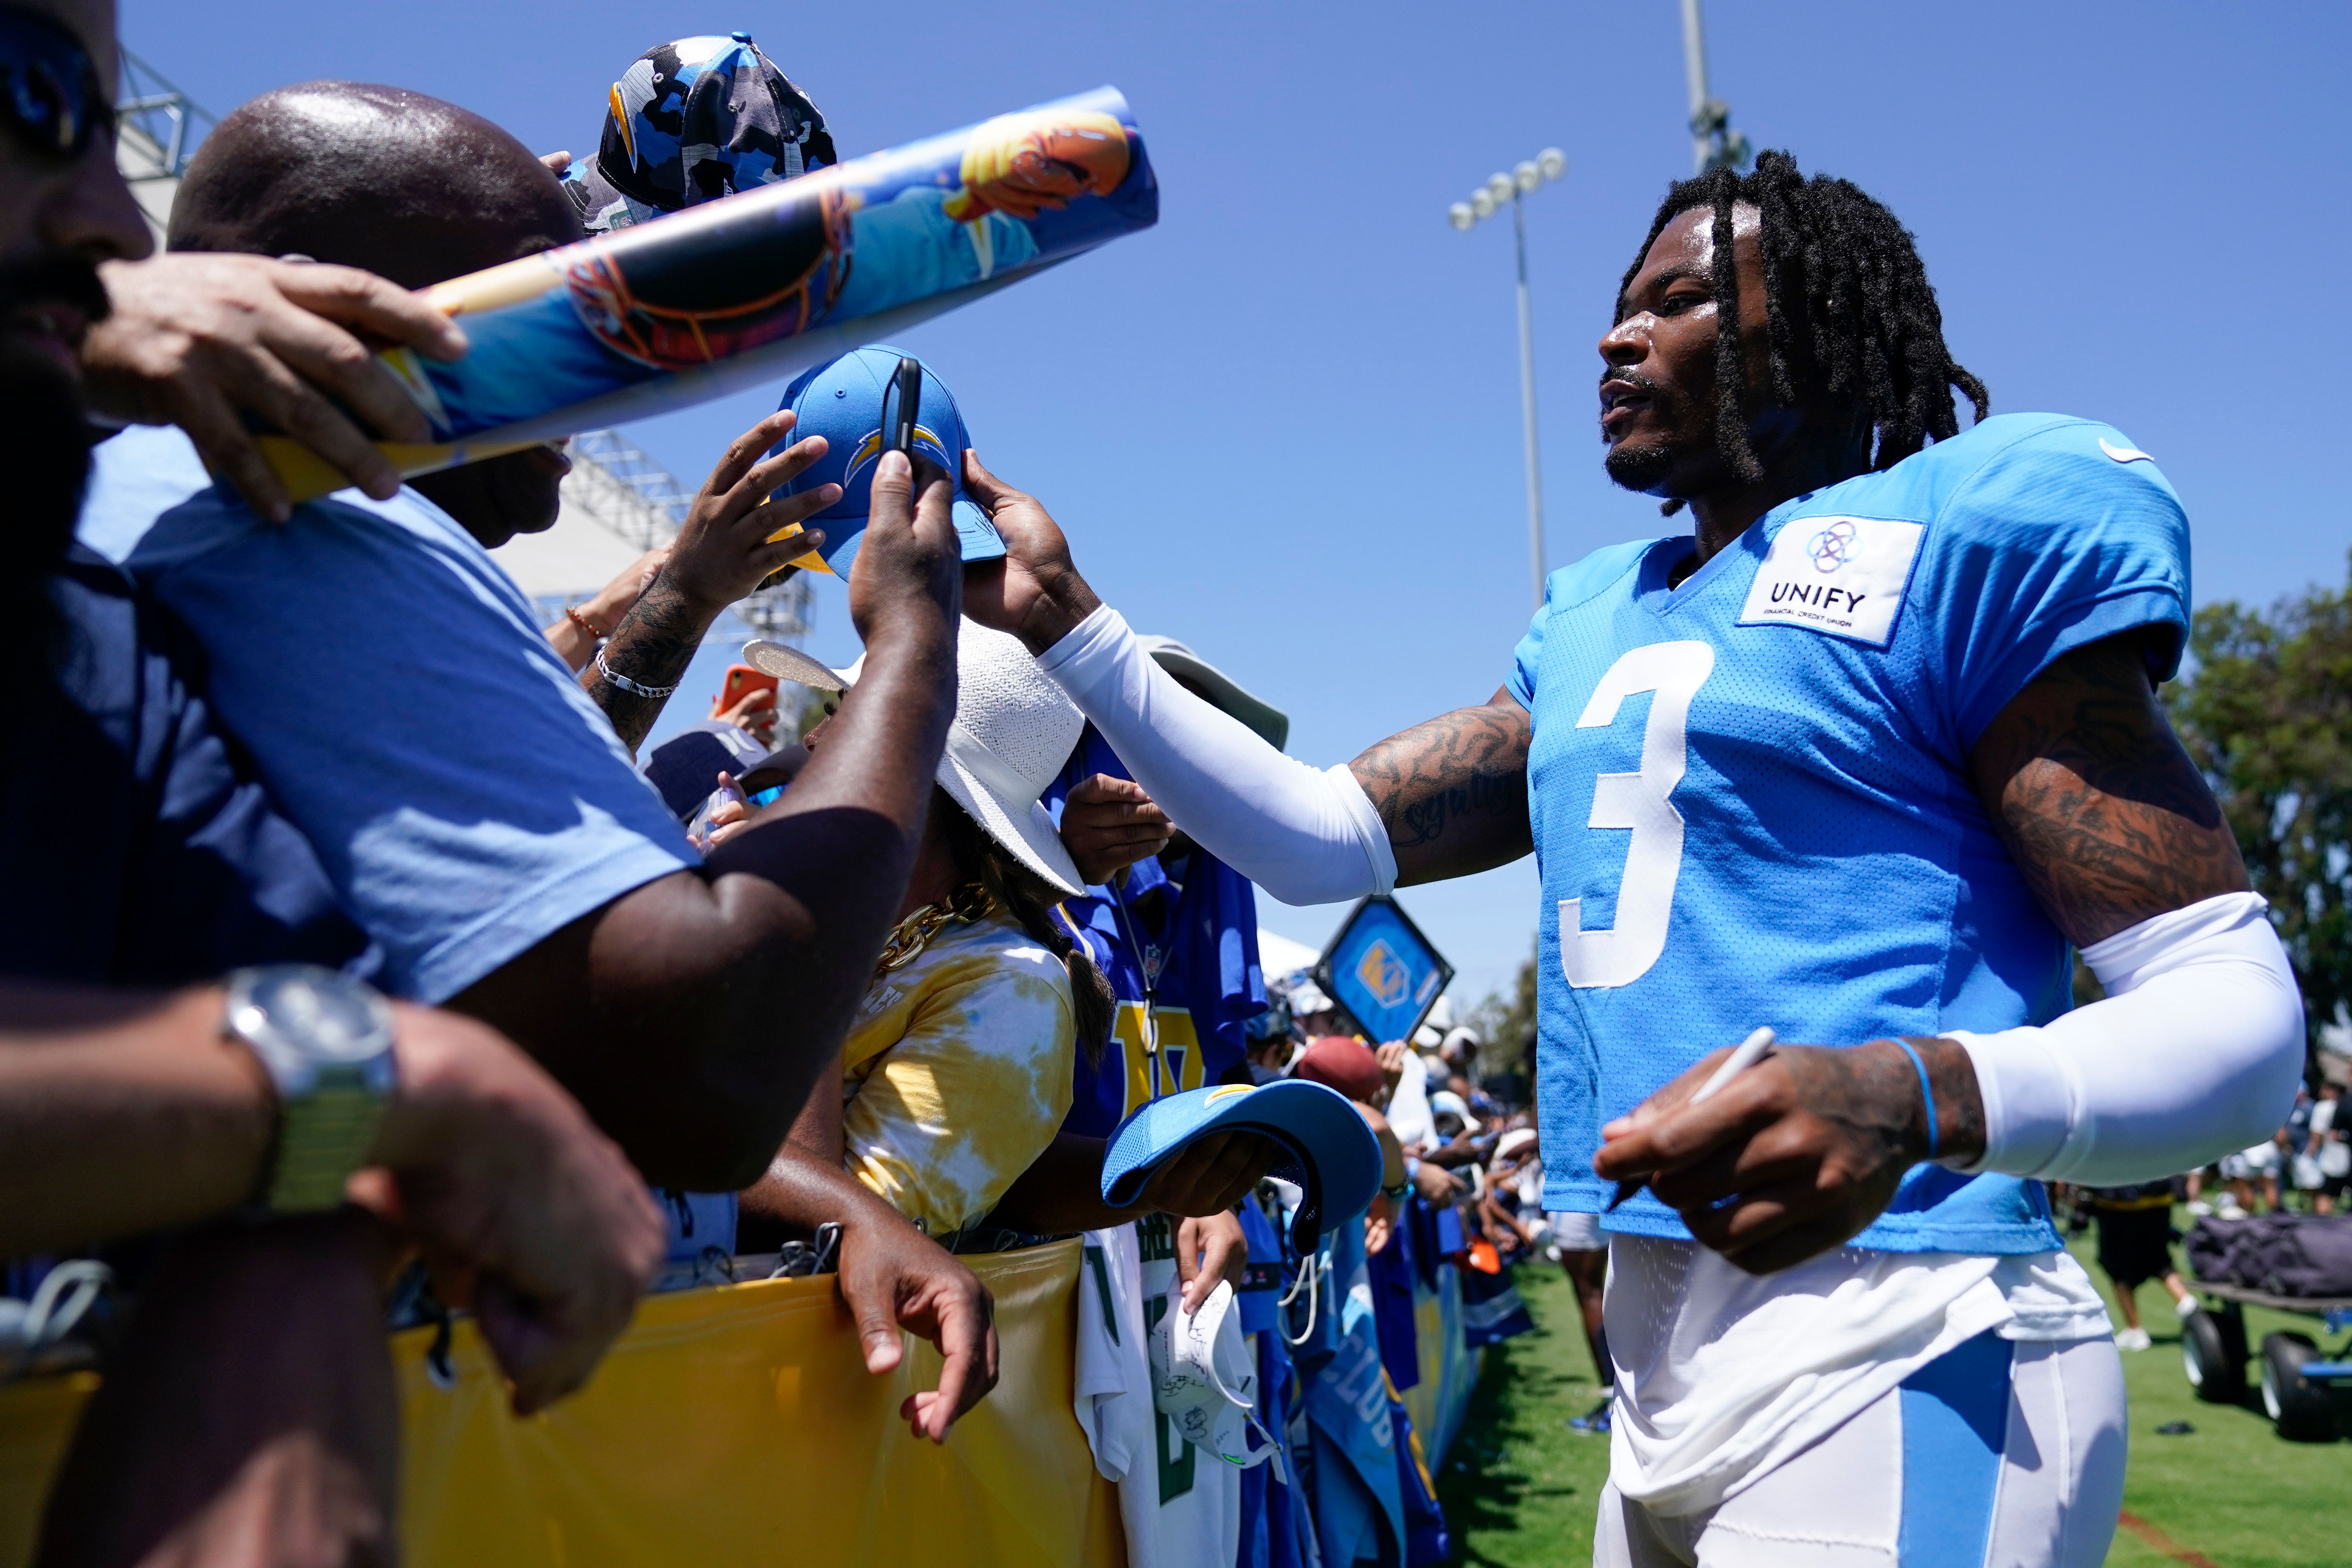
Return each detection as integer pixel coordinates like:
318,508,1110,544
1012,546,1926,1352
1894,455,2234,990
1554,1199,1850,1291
261,87,1157,501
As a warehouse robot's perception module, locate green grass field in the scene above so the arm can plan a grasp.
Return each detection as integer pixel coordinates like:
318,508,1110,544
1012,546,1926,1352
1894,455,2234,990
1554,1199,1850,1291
1437,1228,2352,1567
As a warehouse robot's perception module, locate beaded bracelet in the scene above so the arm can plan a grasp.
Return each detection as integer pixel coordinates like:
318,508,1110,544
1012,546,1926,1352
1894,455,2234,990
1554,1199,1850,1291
563,603,609,641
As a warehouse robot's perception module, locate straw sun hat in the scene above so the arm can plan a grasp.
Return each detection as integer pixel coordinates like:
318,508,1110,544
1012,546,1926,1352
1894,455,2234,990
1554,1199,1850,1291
744,622,1086,895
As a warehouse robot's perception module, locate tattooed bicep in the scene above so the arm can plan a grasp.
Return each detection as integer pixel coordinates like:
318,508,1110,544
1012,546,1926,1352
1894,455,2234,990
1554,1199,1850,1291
1348,691,1535,882
1969,631,2248,947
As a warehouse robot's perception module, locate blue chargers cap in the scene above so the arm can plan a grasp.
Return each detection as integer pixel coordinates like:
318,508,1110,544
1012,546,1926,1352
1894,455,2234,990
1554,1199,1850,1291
1101,1080,1383,1254
770,345,1005,577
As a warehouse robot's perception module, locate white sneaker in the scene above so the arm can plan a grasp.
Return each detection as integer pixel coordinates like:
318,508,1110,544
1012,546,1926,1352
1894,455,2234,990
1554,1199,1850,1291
2115,1327,2152,1352
2175,1294,2201,1320
2217,1201,2248,1221
2186,1200,2213,1217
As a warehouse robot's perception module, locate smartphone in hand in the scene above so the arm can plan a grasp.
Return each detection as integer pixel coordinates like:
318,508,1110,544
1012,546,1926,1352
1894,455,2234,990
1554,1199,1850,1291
880,355,923,461
720,663,780,711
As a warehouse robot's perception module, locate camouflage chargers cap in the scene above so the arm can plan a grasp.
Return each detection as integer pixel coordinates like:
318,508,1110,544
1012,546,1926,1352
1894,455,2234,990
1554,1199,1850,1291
563,31,835,235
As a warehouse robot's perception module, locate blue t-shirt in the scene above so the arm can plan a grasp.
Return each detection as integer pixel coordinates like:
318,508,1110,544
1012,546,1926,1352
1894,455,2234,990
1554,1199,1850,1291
1511,414,2188,1254
3,545,371,986
79,427,698,1003
1044,729,1266,1138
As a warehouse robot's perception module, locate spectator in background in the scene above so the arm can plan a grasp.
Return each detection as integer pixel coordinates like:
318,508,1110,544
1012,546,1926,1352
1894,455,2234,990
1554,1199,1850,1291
733,623,1130,1437
742,621,1109,1238
2309,1084,2349,1215
0,8,662,1558
2184,1164,2215,1218
1418,1087,1492,1174
1430,1089,1479,1143
1244,999,1295,1084
1381,1037,1437,1153
1293,1037,1405,1252
2219,1134,2283,1218
1438,1026,1499,1123
2082,1181,2192,1353
2287,1086,2325,1210
1479,1127,1544,1267
1292,1036,1461,1251
1288,977,1345,1039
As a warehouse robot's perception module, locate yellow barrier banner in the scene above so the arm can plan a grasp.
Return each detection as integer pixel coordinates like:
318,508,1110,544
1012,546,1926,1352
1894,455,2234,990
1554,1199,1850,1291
0,1370,96,1568
1,1241,1122,1568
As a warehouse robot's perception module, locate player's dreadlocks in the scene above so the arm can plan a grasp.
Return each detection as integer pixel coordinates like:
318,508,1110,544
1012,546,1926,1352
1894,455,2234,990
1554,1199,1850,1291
1617,149,1989,507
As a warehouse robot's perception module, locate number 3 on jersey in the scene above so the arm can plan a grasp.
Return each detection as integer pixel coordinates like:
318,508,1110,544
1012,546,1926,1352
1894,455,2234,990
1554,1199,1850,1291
1559,641,1715,989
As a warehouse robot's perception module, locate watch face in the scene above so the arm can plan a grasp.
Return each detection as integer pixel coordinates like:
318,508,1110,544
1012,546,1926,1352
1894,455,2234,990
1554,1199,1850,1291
238,967,392,1066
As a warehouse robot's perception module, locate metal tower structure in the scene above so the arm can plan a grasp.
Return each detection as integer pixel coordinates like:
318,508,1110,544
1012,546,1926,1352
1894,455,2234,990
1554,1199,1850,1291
1679,0,1752,175
115,50,211,246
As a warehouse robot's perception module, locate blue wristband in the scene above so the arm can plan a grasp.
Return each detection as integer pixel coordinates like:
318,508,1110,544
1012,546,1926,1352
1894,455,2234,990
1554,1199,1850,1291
1893,1038,1938,1159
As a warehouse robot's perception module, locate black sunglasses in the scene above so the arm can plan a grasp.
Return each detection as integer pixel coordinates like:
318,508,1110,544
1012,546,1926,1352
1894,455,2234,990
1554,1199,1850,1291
0,7,112,162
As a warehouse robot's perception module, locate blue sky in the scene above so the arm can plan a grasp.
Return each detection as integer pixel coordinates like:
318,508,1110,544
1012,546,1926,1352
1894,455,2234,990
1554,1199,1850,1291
124,0,2352,1007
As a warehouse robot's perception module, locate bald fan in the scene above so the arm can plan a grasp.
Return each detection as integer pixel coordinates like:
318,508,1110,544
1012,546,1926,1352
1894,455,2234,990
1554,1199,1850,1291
168,82,586,537
169,82,579,289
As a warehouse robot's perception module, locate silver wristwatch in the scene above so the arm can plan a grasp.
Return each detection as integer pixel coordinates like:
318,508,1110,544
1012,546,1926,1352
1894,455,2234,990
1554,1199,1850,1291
222,965,398,1212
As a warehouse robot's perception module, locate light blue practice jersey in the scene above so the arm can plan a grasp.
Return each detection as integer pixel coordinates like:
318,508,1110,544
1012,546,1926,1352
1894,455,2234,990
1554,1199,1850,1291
1513,414,2188,1253
78,426,699,1003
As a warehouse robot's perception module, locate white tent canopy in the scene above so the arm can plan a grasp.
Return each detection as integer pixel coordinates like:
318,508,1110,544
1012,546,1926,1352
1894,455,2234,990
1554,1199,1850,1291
1258,929,1322,983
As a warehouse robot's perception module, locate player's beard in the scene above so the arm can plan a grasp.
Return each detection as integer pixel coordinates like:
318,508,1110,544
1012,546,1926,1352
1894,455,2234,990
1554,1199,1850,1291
0,253,108,685
1601,369,1700,497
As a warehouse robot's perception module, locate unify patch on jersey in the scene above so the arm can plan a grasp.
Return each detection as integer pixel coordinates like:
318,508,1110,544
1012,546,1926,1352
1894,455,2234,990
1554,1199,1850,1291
1737,514,1924,647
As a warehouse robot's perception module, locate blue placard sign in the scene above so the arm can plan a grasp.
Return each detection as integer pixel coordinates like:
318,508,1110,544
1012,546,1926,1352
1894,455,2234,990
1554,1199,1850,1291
1313,894,1455,1045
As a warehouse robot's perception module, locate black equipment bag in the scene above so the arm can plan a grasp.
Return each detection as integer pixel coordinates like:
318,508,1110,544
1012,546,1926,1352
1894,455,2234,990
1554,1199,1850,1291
2186,1214,2352,1297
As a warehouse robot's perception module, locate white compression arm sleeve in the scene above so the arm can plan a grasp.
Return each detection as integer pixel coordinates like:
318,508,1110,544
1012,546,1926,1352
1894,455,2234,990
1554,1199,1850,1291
1036,606,1395,906
1947,892,2303,1184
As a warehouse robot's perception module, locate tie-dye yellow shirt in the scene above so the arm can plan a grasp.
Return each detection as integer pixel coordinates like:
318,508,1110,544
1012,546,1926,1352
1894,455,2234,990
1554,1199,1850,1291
840,913,1075,1235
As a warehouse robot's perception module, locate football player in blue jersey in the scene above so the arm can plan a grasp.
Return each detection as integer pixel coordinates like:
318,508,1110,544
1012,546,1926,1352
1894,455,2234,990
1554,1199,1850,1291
959,149,2304,1565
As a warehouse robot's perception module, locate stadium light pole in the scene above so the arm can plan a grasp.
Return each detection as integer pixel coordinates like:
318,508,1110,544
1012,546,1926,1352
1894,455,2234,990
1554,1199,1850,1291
1449,147,1566,610
1679,0,1752,174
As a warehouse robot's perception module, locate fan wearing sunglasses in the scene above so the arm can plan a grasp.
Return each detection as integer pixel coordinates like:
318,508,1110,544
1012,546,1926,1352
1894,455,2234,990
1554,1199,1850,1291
0,0,471,524
1,5,671,1568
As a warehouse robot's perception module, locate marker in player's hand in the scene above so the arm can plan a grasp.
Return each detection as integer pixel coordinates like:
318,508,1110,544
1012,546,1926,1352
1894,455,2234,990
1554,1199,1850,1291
1605,1028,1777,1212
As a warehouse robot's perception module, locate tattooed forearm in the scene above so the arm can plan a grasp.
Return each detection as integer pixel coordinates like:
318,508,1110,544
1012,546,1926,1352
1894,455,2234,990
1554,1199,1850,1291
582,576,717,751
1904,1036,1988,1164
1394,770,1523,848
1348,692,1535,884
1970,632,2249,947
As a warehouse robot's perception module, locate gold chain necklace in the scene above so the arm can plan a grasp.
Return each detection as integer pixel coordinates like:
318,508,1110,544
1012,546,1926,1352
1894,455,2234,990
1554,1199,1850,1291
873,883,996,980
